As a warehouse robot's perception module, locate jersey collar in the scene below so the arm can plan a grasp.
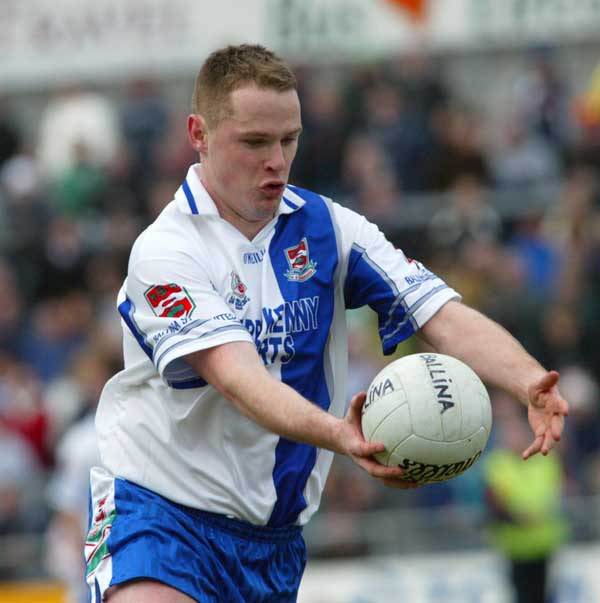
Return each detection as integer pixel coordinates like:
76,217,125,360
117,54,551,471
174,164,306,217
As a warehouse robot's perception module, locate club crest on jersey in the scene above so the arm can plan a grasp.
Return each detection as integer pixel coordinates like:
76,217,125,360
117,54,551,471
284,237,317,282
227,271,250,310
144,283,196,318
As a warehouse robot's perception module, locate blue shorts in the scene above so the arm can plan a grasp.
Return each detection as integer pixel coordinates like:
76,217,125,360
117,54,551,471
85,468,307,603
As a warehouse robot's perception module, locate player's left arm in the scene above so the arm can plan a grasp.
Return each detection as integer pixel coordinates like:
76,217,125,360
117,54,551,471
418,300,569,459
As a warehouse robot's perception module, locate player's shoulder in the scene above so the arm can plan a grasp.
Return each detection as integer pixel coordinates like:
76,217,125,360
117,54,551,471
285,184,368,232
130,202,200,263
285,183,329,204
284,183,344,217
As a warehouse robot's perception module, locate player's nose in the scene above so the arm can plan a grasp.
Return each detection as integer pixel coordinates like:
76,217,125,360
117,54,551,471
265,143,286,172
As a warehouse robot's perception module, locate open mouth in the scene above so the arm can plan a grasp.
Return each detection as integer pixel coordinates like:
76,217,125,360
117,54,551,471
260,182,285,196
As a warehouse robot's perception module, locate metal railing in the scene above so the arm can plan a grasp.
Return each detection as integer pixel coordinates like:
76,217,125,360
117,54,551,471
304,493,600,558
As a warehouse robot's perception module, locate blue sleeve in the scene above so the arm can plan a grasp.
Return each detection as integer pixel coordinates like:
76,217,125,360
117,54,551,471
341,213,460,355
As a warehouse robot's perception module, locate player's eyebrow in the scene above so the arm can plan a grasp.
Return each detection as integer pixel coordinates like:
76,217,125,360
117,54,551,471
241,127,303,138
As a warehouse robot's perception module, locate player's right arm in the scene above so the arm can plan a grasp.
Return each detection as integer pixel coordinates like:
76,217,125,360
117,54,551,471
185,342,413,485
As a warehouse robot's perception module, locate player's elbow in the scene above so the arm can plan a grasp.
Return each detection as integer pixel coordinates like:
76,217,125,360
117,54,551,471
185,342,268,413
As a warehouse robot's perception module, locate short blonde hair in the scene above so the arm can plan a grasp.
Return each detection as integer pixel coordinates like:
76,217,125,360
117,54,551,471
192,44,297,128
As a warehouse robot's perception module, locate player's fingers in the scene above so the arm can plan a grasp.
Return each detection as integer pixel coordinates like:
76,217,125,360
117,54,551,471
551,413,564,441
540,428,557,456
522,435,544,460
353,456,405,480
345,392,367,428
349,391,367,413
556,396,569,417
379,477,420,489
356,440,386,457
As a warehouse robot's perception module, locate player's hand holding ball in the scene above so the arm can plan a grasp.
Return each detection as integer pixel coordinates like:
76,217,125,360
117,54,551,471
361,353,492,485
342,389,420,489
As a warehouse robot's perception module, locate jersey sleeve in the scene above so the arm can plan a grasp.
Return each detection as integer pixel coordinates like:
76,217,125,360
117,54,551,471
120,252,253,387
334,203,461,355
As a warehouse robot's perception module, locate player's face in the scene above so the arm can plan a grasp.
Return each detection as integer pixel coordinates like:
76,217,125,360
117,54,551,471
192,83,302,238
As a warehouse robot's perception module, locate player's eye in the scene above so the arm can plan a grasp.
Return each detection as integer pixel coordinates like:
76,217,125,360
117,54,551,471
243,139,265,147
281,137,297,146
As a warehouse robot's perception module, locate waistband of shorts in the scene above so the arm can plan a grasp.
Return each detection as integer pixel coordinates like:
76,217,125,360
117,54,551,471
186,507,303,542
113,475,303,543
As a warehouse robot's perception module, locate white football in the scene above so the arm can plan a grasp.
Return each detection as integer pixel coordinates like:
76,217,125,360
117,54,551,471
361,353,492,484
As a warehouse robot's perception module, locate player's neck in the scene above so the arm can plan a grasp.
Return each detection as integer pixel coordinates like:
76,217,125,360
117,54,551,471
199,170,273,241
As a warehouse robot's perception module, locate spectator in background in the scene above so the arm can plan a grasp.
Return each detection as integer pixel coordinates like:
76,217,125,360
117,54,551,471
0,260,27,359
351,164,402,227
445,239,542,360
362,81,432,192
51,141,110,218
44,348,111,603
428,173,501,249
0,358,52,574
339,65,381,132
36,84,120,180
491,115,562,190
291,79,347,197
483,408,569,603
0,421,42,579
0,97,20,169
44,339,121,452
0,152,50,301
569,60,600,173
427,105,491,192
45,408,100,603
508,214,561,300
145,177,182,221
555,366,600,497
339,133,393,203
20,292,93,383
511,47,574,151
537,303,584,373
82,252,128,360
541,166,600,302
580,238,600,375
386,48,449,121
102,205,144,260
0,359,51,468
35,216,88,301
119,78,170,216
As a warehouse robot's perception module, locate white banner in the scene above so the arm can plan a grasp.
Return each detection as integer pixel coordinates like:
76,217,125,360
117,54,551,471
1,0,600,89
434,0,600,48
298,545,600,603
0,0,265,88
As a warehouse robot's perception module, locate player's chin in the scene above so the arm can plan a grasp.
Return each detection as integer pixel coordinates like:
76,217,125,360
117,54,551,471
253,193,282,214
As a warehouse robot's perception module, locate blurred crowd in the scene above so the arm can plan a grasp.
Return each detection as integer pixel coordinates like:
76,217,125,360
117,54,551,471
0,46,600,592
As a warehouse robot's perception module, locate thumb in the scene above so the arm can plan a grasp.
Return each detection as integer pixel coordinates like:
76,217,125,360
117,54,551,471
348,391,367,416
529,370,559,401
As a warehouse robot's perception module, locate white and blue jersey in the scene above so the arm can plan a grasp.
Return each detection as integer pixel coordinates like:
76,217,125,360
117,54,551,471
95,163,460,528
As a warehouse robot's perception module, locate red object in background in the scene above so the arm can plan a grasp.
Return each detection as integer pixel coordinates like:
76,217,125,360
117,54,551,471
385,0,428,22
1,411,52,467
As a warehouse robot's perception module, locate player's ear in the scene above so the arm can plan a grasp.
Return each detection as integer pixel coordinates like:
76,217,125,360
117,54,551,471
187,113,208,154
